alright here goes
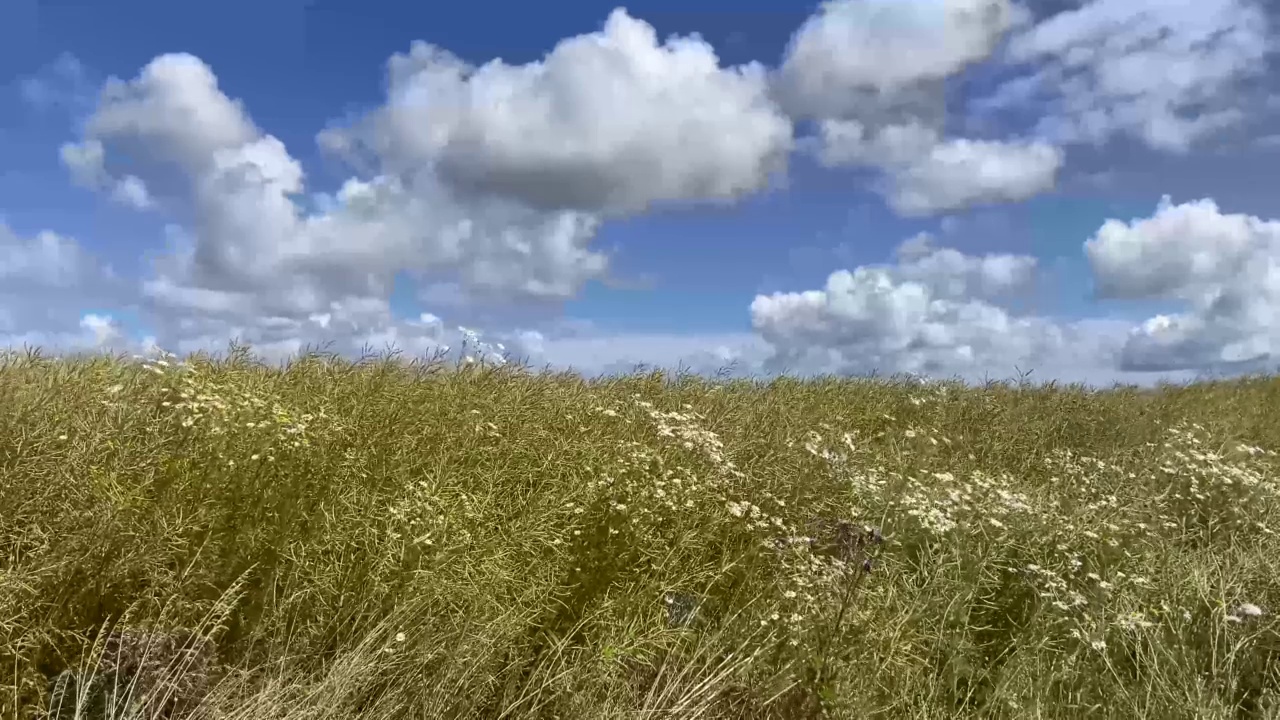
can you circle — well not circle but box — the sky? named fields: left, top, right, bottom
left=1, top=0, right=1279, bottom=386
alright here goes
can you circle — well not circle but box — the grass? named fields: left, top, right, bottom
left=3, top=345, right=1280, bottom=718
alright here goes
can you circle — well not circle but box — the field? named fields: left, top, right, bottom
left=3, top=347, right=1280, bottom=719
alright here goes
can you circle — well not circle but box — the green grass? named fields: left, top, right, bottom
left=3, top=346, right=1280, bottom=719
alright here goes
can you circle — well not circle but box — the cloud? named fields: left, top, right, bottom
left=1085, top=196, right=1280, bottom=371
left=0, top=315, right=136, bottom=356
left=0, top=218, right=758, bottom=378
left=78, top=313, right=125, bottom=347
left=0, top=222, right=133, bottom=353
left=776, top=0, right=1020, bottom=120
left=0, top=226, right=106, bottom=289
left=893, top=232, right=1038, bottom=298
left=987, top=0, right=1272, bottom=152
left=59, top=52, right=612, bottom=358
left=71, top=54, right=259, bottom=175
left=1086, top=197, right=1269, bottom=299
left=324, top=8, right=793, bottom=215
left=60, top=139, right=154, bottom=209
left=55, top=7, right=803, bottom=358
left=882, top=136, right=1062, bottom=215
left=48, top=44, right=766, bottom=374
left=817, top=120, right=1063, bottom=215
left=816, top=119, right=940, bottom=167
left=110, top=175, right=154, bottom=209
left=15, top=5, right=1278, bottom=387
left=755, top=196, right=1280, bottom=381
left=749, top=234, right=1105, bottom=379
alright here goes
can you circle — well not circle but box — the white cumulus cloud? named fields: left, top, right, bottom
left=883, top=136, right=1062, bottom=215
left=1085, top=196, right=1280, bottom=371
left=325, top=8, right=793, bottom=215
left=60, top=52, right=612, bottom=356
left=818, top=120, right=1063, bottom=215
left=17, top=5, right=1279, bottom=385
left=749, top=235, right=1104, bottom=379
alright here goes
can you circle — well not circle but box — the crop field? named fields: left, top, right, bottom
left=3, top=349, right=1280, bottom=719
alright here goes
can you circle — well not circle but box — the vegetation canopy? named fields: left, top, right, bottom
left=3, top=347, right=1280, bottom=719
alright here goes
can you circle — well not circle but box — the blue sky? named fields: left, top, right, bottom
left=1, top=0, right=1279, bottom=384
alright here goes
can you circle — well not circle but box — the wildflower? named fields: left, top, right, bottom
left=1117, top=612, right=1154, bottom=630
left=1237, top=603, right=1265, bottom=618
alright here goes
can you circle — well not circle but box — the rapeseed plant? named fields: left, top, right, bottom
left=3, top=347, right=1280, bottom=718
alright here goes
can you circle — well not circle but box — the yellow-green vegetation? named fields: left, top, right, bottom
left=4, top=347, right=1280, bottom=719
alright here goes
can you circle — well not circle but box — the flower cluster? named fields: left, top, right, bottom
left=130, top=349, right=322, bottom=464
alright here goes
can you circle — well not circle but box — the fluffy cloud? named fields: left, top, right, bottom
left=59, top=52, right=611, bottom=357
left=776, top=0, right=1020, bottom=120
left=749, top=235, right=1105, bottom=379
left=752, top=197, right=1280, bottom=382
left=17, top=4, right=1278, bottom=385
left=988, top=0, right=1272, bottom=152
left=63, top=54, right=258, bottom=180
left=894, top=232, right=1037, bottom=298
left=325, top=9, right=792, bottom=215
left=1085, top=196, right=1280, bottom=371
left=818, top=120, right=1063, bottom=215
left=816, top=120, right=940, bottom=167
left=53, top=9, right=802, bottom=358
left=782, top=0, right=1268, bottom=217
left=882, top=137, right=1062, bottom=215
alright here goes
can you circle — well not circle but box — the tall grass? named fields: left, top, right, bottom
left=3, top=346, right=1280, bottom=718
